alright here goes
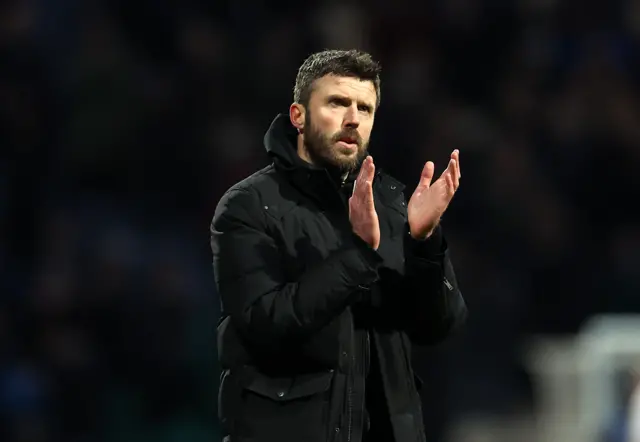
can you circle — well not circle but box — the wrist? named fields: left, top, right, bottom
left=410, top=222, right=439, bottom=241
left=410, top=229, right=433, bottom=241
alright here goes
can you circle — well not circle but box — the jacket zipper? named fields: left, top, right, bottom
left=348, top=329, right=371, bottom=442
left=328, top=170, right=353, bottom=442
left=331, top=169, right=373, bottom=442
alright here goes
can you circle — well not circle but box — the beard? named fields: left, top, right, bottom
left=303, top=113, right=369, bottom=173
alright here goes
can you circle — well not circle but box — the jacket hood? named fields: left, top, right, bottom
left=264, top=113, right=309, bottom=170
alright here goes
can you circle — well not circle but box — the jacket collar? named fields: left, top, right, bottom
left=263, top=113, right=404, bottom=209
left=263, top=114, right=358, bottom=209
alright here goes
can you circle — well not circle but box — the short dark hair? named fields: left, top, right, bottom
left=293, top=49, right=382, bottom=109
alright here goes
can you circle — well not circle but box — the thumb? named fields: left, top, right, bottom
left=418, top=161, right=435, bottom=188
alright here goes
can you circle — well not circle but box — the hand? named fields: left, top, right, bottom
left=349, top=156, right=381, bottom=250
left=408, top=150, right=461, bottom=240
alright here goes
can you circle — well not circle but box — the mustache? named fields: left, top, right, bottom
left=332, top=130, right=363, bottom=147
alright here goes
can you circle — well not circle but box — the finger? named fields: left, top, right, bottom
left=355, top=158, right=375, bottom=206
left=365, top=157, right=376, bottom=184
left=365, top=180, right=376, bottom=209
left=441, top=158, right=455, bottom=181
left=356, top=156, right=370, bottom=185
left=355, top=157, right=372, bottom=197
left=451, top=159, right=459, bottom=189
left=445, top=172, right=455, bottom=196
left=365, top=162, right=376, bottom=207
left=452, top=149, right=461, bottom=179
left=419, top=161, right=435, bottom=188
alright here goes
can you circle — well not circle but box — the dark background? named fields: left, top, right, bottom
left=2, top=0, right=640, bottom=441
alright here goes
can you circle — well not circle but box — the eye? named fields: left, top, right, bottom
left=358, top=104, right=373, bottom=113
left=329, top=96, right=349, bottom=107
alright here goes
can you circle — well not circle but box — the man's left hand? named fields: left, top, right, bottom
left=407, top=150, right=461, bottom=240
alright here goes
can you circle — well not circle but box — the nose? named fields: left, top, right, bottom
left=343, top=105, right=360, bottom=129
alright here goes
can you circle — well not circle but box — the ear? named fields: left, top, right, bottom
left=289, top=103, right=305, bottom=133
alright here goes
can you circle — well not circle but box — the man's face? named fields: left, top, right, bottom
left=300, top=75, right=377, bottom=173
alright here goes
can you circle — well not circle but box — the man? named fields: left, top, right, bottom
left=210, top=49, right=467, bottom=442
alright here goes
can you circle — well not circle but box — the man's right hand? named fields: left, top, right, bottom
left=349, top=156, right=381, bottom=250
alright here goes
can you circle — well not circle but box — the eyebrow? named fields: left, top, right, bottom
left=327, top=95, right=374, bottom=112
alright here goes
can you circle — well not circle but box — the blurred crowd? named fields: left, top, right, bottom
left=2, top=0, right=640, bottom=441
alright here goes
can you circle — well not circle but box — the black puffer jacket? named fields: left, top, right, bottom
left=210, top=114, right=467, bottom=442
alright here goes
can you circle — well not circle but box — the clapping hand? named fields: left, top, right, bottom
left=407, top=150, right=461, bottom=240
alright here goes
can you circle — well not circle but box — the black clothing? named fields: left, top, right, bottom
left=210, top=114, right=467, bottom=442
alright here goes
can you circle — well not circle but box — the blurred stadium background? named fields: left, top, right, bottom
left=2, top=0, right=640, bottom=441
